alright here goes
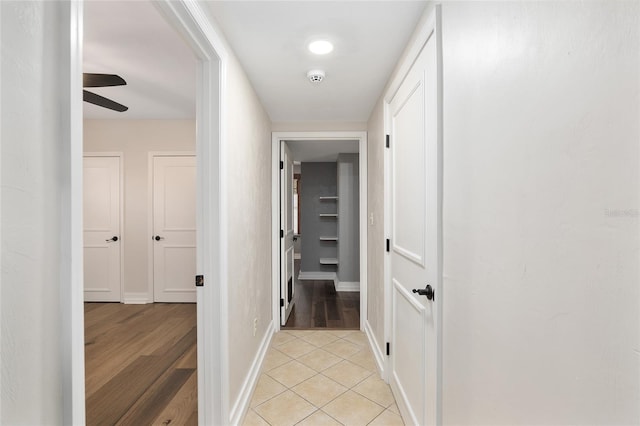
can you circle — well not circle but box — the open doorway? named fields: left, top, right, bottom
left=82, top=1, right=197, bottom=423
left=272, top=132, right=368, bottom=331
left=68, top=1, right=227, bottom=423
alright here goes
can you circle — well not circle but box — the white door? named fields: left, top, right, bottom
left=152, top=155, right=197, bottom=303
left=388, top=16, right=442, bottom=426
left=281, top=142, right=295, bottom=325
left=83, top=155, right=122, bottom=302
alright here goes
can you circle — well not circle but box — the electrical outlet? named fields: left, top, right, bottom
left=369, top=213, right=374, bottom=225
left=253, top=318, right=258, bottom=336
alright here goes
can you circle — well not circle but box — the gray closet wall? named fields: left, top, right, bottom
left=300, top=162, right=338, bottom=273
left=337, top=154, right=360, bottom=283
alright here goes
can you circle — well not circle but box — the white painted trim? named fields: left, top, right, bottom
left=383, top=96, right=392, bottom=385
left=152, top=2, right=230, bottom=424
left=229, top=320, right=275, bottom=426
left=296, top=272, right=359, bottom=292
left=68, top=1, right=230, bottom=424
left=147, top=151, right=196, bottom=303
left=122, top=293, right=152, bottom=305
left=84, top=152, right=125, bottom=303
left=383, top=4, right=444, bottom=425
left=385, top=5, right=440, bottom=105
left=66, top=1, right=86, bottom=423
left=364, top=320, right=385, bottom=378
left=335, top=281, right=360, bottom=292
left=358, top=136, right=368, bottom=330
left=271, top=131, right=368, bottom=333
left=298, top=271, right=337, bottom=281
left=390, top=371, right=417, bottom=426
left=271, top=135, right=281, bottom=328
left=0, top=3, right=2, bottom=419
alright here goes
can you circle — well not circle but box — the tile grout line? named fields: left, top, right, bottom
left=250, top=331, right=399, bottom=426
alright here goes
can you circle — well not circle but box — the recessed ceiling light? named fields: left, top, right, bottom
left=308, top=40, right=333, bottom=55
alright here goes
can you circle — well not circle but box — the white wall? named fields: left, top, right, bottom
left=1, top=2, right=68, bottom=423
left=440, top=2, right=639, bottom=423
left=224, top=53, right=273, bottom=412
left=84, top=119, right=195, bottom=301
left=366, top=99, right=386, bottom=352
left=272, top=122, right=366, bottom=132
left=368, top=1, right=639, bottom=424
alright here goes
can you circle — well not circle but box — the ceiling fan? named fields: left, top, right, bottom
left=83, top=73, right=128, bottom=112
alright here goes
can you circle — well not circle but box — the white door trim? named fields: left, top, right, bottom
left=84, top=152, right=124, bottom=302
left=65, top=3, right=86, bottom=421
left=147, top=151, right=196, bottom=303
left=68, top=1, right=229, bottom=424
left=383, top=4, right=443, bottom=424
left=271, top=131, right=368, bottom=331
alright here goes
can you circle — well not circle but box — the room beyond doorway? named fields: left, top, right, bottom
left=283, top=259, right=360, bottom=329
left=272, top=132, right=368, bottom=332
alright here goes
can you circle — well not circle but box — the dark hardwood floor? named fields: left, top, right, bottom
left=84, top=302, right=197, bottom=426
left=284, top=260, right=360, bottom=329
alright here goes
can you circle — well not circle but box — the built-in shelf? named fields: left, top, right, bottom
left=319, top=236, right=338, bottom=241
left=319, top=258, right=339, bottom=265
left=319, top=213, right=338, bottom=218
left=319, top=196, right=339, bottom=200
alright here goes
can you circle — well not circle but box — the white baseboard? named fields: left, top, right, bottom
left=298, top=272, right=360, bottom=293
left=298, top=271, right=336, bottom=281
left=335, top=281, right=360, bottom=292
left=364, top=320, right=385, bottom=379
left=230, top=319, right=275, bottom=426
left=123, top=293, right=152, bottom=304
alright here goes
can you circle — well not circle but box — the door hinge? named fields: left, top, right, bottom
left=280, top=161, right=284, bottom=170
left=195, top=275, right=204, bottom=287
left=386, top=238, right=390, bottom=252
left=280, top=298, right=284, bottom=307
left=385, top=134, right=390, bottom=148
left=280, top=229, right=284, bottom=238
left=386, top=342, right=390, bottom=356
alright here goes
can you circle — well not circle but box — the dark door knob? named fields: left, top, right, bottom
left=154, top=235, right=164, bottom=241
left=106, top=236, right=118, bottom=242
left=412, top=284, right=435, bottom=301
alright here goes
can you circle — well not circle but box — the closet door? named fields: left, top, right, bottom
left=83, top=155, right=122, bottom=302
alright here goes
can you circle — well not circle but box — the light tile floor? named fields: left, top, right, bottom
left=243, top=330, right=404, bottom=426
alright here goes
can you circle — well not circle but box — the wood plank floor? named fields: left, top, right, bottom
left=84, top=303, right=197, bottom=426
left=283, top=280, right=360, bottom=329
left=284, top=261, right=360, bottom=329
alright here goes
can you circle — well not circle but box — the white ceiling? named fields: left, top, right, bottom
left=287, top=139, right=359, bottom=162
left=83, top=1, right=196, bottom=119
left=83, top=1, right=427, bottom=122
left=206, top=1, right=427, bottom=122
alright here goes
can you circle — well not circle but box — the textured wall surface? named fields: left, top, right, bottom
left=440, top=2, right=640, bottom=424
left=224, top=52, right=273, bottom=410
left=367, top=1, right=639, bottom=424
left=365, top=99, right=386, bottom=352
left=1, top=2, right=66, bottom=423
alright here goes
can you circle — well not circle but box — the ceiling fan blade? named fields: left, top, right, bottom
left=83, top=90, right=128, bottom=112
left=83, top=73, right=127, bottom=87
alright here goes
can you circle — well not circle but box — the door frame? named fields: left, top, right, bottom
left=383, top=4, right=443, bottom=424
left=271, top=131, right=368, bottom=331
left=147, top=151, right=196, bottom=303
left=83, top=152, right=124, bottom=302
left=67, top=1, right=230, bottom=424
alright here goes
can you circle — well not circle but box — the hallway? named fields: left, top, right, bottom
left=243, top=330, right=403, bottom=426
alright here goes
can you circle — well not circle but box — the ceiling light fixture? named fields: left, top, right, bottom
left=308, top=40, right=333, bottom=55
